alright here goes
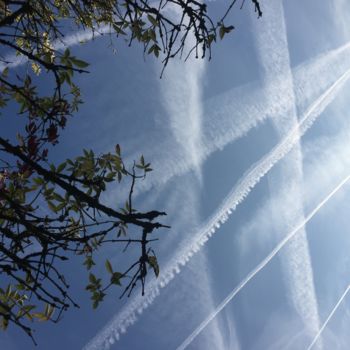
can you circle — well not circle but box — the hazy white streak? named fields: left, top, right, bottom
left=160, top=33, right=205, bottom=180
left=83, top=53, right=350, bottom=350
left=306, top=285, right=350, bottom=350
left=176, top=175, right=350, bottom=350
left=254, top=0, right=321, bottom=342
left=0, top=26, right=111, bottom=71
left=127, top=39, right=350, bottom=198
left=3, top=27, right=350, bottom=195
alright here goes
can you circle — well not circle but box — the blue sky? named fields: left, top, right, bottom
left=3, top=0, right=350, bottom=349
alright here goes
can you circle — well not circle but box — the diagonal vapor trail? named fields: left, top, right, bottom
left=253, top=0, right=322, bottom=344
left=0, top=26, right=111, bottom=71
left=83, top=58, right=350, bottom=350
left=4, top=27, right=350, bottom=197
left=306, top=285, right=350, bottom=350
left=4, top=28, right=350, bottom=188
left=127, top=38, right=350, bottom=196
left=156, top=24, right=227, bottom=349
left=175, top=175, right=350, bottom=350
left=159, top=33, right=205, bottom=182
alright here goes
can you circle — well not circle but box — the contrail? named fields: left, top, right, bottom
left=83, top=57, right=350, bottom=350
left=122, top=38, right=350, bottom=198
left=5, top=22, right=348, bottom=192
left=3, top=27, right=350, bottom=194
left=0, top=26, right=111, bottom=71
left=254, top=0, right=321, bottom=343
left=176, top=174, right=350, bottom=350
left=306, top=285, right=350, bottom=350
left=159, top=33, right=205, bottom=181
left=156, top=24, right=226, bottom=348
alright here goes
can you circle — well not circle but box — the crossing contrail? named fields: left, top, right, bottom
left=124, top=38, right=350, bottom=197
left=175, top=174, right=350, bottom=350
left=159, top=33, right=205, bottom=182
left=306, top=284, right=350, bottom=350
left=3, top=26, right=350, bottom=197
left=83, top=57, right=350, bottom=350
left=254, top=0, right=321, bottom=344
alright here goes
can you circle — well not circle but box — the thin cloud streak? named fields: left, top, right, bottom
left=175, top=174, right=350, bottom=350
left=129, top=38, right=350, bottom=197
left=254, top=0, right=321, bottom=343
left=0, top=26, right=111, bottom=71
left=159, top=33, right=205, bottom=181
left=4, top=24, right=350, bottom=191
left=307, top=285, right=350, bottom=350
left=158, top=31, right=227, bottom=350
left=3, top=26, right=350, bottom=193
left=83, top=53, right=350, bottom=350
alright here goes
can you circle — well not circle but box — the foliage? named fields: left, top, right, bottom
left=0, top=0, right=261, bottom=344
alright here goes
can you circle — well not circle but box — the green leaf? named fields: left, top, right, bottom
left=56, top=161, right=66, bottom=173
left=89, top=273, right=97, bottom=284
left=47, top=201, right=57, bottom=213
left=54, top=202, right=64, bottom=211
left=112, top=23, right=126, bottom=35
left=32, top=312, right=48, bottom=321
left=63, top=48, right=71, bottom=58
left=219, top=25, right=234, bottom=39
left=110, top=272, right=122, bottom=286
left=52, top=192, right=65, bottom=202
left=148, top=256, right=159, bottom=277
left=147, top=15, right=158, bottom=26
left=148, top=44, right=160, bottom=57
left=2, top=67, right=9, bottom=77
left=207, top=34, right=216, bottom=45
left=71, top=57, right=89, bottom=68
left=33, top=177, right=45, bottom=185
left=44, top=304, right=54, bottom=319
left=83, top=256, right=95, bottom=270
left=1, top=317, right=9, bottom=330
left=105, top=259, right=113, bottom=274
left=105, top=172, right=115, bottom=181
left=22, top=304, right=36, bottom=313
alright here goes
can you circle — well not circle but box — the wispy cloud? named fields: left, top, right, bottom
left=223, top=313, right=241, bottom=350
left=237, top=104, right=350, bottom=349
left=307, top=285, right=350, bottom=350
left=83, top=49, right=350, bottom=349
left=253, top=0, right=321, bottom=344
left=124, top=38, right=350, bottom=197
left=153, top=41, right=225, bottom=349
left=0, top=26, right=111, bottom=71
left=147, top=174, right=226, bottom=350
left=175, top=173, right=350, bottom=350
left=331, top=0, right=350, bottom=41
left=4, top=25, right=350, bottom=196
left=158, top=33, right=205, bottom=181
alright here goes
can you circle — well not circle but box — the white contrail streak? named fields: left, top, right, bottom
left=254, top=0, right=321, bottom=343
left=159, top=33, right=205, bottom=181
left=126, top=38, right=350, bottom=198
left=83, top=57, right=350, bottom=350
left=3, top=27, right=350, bottom=196
left=306, top=285, right=350, bottom=350
left=176, top=175, right=350, bottom=350
left=0, top=26, right=111, bottom=71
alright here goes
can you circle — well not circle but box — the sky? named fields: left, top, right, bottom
left=3, top=0, right=350, bottom=349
